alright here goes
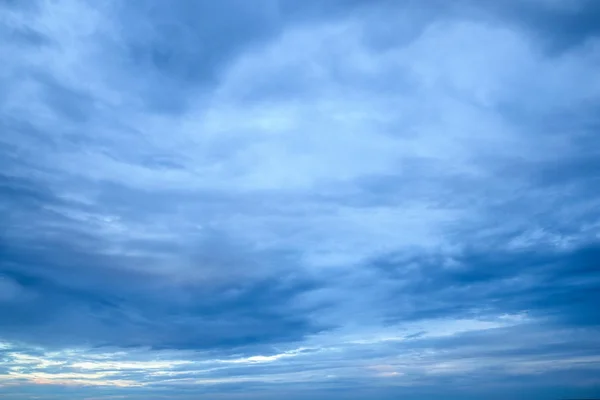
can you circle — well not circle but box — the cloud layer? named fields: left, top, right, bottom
left=1, top=0, right=599, bottom=398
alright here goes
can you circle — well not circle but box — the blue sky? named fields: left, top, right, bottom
left=1, top=0, right=600, bottom=399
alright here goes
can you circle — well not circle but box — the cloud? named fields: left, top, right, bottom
left=0, top=275, right=27, bottom=302
left=1, top=0, right=599, bottom=398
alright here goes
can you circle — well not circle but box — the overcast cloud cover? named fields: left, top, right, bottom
left=1, top=0, right=600, bottom=399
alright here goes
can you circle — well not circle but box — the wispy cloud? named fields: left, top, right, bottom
left=1, top=0, right=599, bottom=399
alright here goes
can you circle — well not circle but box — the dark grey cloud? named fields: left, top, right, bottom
left=1, top=0, right=600, bottom=398
left=478, top=0, right=600, bottom=53
left=369, top=243, right=600, bottom=323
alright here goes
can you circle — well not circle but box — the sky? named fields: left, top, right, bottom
left=1, top=0, right=600, bottom=399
